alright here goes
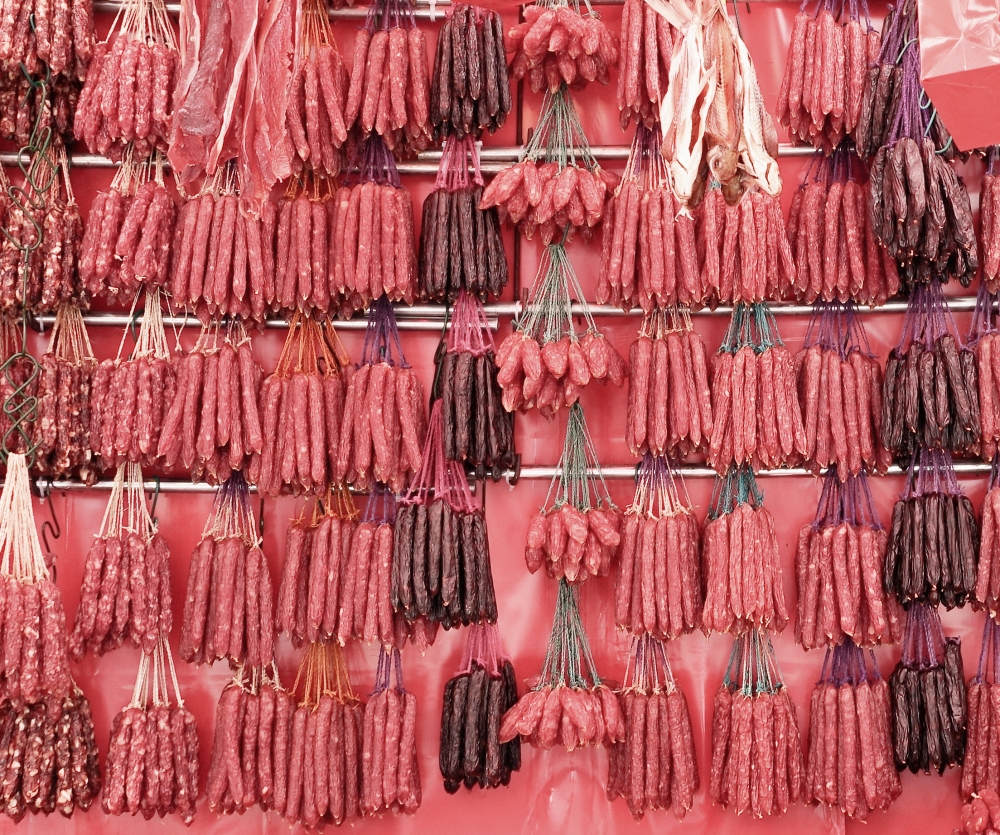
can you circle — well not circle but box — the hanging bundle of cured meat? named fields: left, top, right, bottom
left=69, top=462, right=172, bottom=659
left=955, top=790, right=1000, bottom=835
left=796, top=302, right=891, bottom=477
left=73, top=0, right=176, bottom=159
left=88, top=291, right=175, bottom=472
left=804, top=640, right=901, bottom=818
left=499, top=579, right=624, bottom=751
left=342, top=0, right=431, bottom=155
left=625, top=307, right=712, bottom=458
left=496, top=246, right=626, bottom=418
left=658, top=0, right=780, bottom=208
left=179, top=471, right=275, bottom=668
left=251, top=315, right=350, bottom=497
left=439, top=623, right=520, bottom=793
left=885, top=448, right=978, bottom=609
left=889, top=602, right=967, bottom=774
left=708, top=303, right=806, bottom=473
left=436, top=290, right=515, bottom=475
left=795, top=471, right=902, bottom=651
left=79, top=153, right=176, bottom=302
left=328, top=136, right=417, bottom=310
left=32, top=304, right=96, bottom=483
left=101, top=638, right=199, bottom=821
left=961, top=617, right=1000, bottom=800
left=775, top=1, right=879, bottom=153
left=616, top=453, right=701, bottom=640
left=786, top=148, right=900, bottom=306
left=607, top=634, right=698, bottom=820
left=708, top=628, right=805, bottom=816
left=881, top=280, right=981, bottom=458
left=158, top=322, right=264, bottom=484
left=524, top=403, right=621, bottom=583
left=394, top=402, right=497, bottom=630
left=419, top=136, right=508, bottom=301
left=616, top=0, right=673, bottom=128
left=335, top=298, right=426, bottom=492
left=982, top=149, right=1000, bottom=295
left=360, top=647, right=422, bottom=816
left=976, top=458, right=1000, bottom=614
left=971, top=287, right=1000, bottom=461
left=431, top=4, right=511, bottom=139
left=701, top=465, right=788, bottom=635
left=480, top=87, right=617, bottom=242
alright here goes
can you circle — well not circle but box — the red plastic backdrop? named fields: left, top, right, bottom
left=1, top=1, right=991, bottom=834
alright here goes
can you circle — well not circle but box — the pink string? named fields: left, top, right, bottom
left=434, top=135, right=485, bottom=193
left=457, top=622, right=508, bottom=676
left=446, top=290, right=495, bottom=356
left=400, top=401, right=479, bottom=513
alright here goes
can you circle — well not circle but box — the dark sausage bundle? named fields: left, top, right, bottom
left=419, top=136, right=508, bottom=302
left=439, top=623, right=520, bottom=793
left=795, top=472, right=903, bottom=650
left=430, top=4, right=511, bottom=139
left=702, top=465, right=789, bottom=635
left=606, top=634, right=698, bottom=820
left=972, top=289, right=1000, bottom=461
left=499, top=580, right=625, bottom=752
left=342, top=0, right=431, bottom=156
left=334, top=298, right=427, bottom=492
left=69, top=462, right=172, bottom=659
left=524, top=403, right=622, bottom=583
left=775, top=4, right=880, bottom=153
left=101, top=639, right=199, bottom=821
left=615, top=453, right=702, bottom=641
left=158, top=323, right=264, bottom=484
left=982, top=154, right=1000, bottom=295
left=961, top=617, right=1000, bottom=801
left=889, top=603, right=966, bottom=774
left=179, top=471, right=275, bottom=668
left=884, top=448, right=978, bottom=609
left=709, top=629, right=806, bottom=817
left=616, top=0, right=673, bottom=129
left=32, top=304, right=97, bottom=483
left=975, top=463, right=1000, bottom=614
left=956, top=790, right=1000, bottom=835
left=394, top=401, right=497, bottom=629
left=796, top=302, right=891, bottom=478
left=803, top=640, right=901, bottom=818
left=626, top=308, right=713, bottom=458
left=708, top=303, right=807, bottom=473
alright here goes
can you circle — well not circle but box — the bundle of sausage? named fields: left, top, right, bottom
left=32, top=304, right=97, bottom=483
left=606, top=634, right=698, bottom=820
left=615, top=453, right=702, bottom=641
left=616, top=0, right=673, bottom=128
left=975, top=462, right=1000, bottom=615
left=419, top=136, right=508, bottom=301
left=80, top=154, right=177, bottom=301
left=440, top=623, right=520, bottom=793
left=251, top=315, right=350, bottom=497
left=69, top=462, right=172, bottom=659
left=88, top=291, right=176, bottom=472
left=972, top=289, right=1000, bottom=462
left=961, top=617, right=1000, bottom=801
left=436, top=290, right=515, bottom=474
left=0, top=319, right=37, bottom=458
left=955, top=790, right=1000, bottom=835
left=881, top=280, right=981, bottom=458
left=708, top=303, right=806, bottom=473
left=709, top=629, right=806, bottom=817
left=885, top=448, right=978, bottom=609
left=803, top=640, right=901, bottom=819
left=431, top=4, right=511, bottom=139
left=796, top=302, right=891, bottom=477
left=480, top=87, right=616, bottom=243
left=626, top=307, right=712, bottom=458
left=786, top=148, right=900, bottom=306
left=342, top=0, right=431, bottom=155
left=179, top=471, right=275, bottom=668
left=524, top=403, right=621, bottom=583
left=335, top=298, right=427, bottom=492
left=982, top=153, right=1000, bottom=295
left=775, top=2, right=879, bottom=153
left=702, top=466, right=789, bottom=635
left=158, top=323, right=264, bottom=483
left=496, top=246, right=626, bottom=418
left=101, top=638, right=199, bottom=821
left=795, top=472, right=902, bottom=650
left=507, top=1, right=616, bottom=93
left=499, top=580, right=625, bottom=752
left=328, top=136, right=417, bottom=310
left=394, top=402, right=497, bottom=630
left=889, top=603, right=967, bottom=774
left=74, top=0, right=176, bottom=159
left=0, top=690, right=101, bottom=820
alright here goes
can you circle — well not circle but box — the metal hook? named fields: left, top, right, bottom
left=259, top=496, right=266, bottom=537
left=39, top=486, right=60, bottom=581
left=148, top=475, right=161, bottom=525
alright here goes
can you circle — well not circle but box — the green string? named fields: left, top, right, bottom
left=536, top=579, right=601, bottom=689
